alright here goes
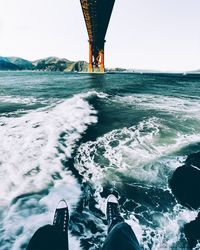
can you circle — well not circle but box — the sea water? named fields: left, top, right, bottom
left=0, top=71, right=200, bottom=249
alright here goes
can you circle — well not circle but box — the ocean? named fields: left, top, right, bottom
left=0, top=71, right=200, bottom=249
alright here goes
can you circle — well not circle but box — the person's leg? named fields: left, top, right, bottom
left=102, top=221, right=140, bottom=250
left=26, top=200, right=69, bottom=250
left=26, top=225, right=68, bottom=250
left=102, top=194, right=141, bottom=250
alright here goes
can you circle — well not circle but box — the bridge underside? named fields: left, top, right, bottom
left=80, top=0, right=115, bottom=72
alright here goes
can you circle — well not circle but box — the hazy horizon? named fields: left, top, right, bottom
left=0, top=0, right=200, bottom=71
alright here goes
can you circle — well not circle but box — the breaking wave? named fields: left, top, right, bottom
left=1, top=86, right=200, bottom=249
left=0, top=92, right=98, bottom=250
left=73, top=94, right=200, bottom=249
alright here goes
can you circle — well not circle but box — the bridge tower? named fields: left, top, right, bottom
left=80, top=0, right=115, bottom=73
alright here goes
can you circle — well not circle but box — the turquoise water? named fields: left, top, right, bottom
left=0, top=72, right=200, bottom=249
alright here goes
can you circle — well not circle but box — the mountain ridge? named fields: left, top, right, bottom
left=0, top=56, right=199, bottom=73
left=0, top=56, right=88, bottom=72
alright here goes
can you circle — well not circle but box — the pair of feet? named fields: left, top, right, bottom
left=53, top=194, right=124, bottom=233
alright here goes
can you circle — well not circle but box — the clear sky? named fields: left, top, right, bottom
left=0, top=0, right=200, bottom=71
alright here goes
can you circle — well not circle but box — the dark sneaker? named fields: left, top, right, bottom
left=106, top=194, right=124, bottom=233
left=53, top=199, right=69, bottom=232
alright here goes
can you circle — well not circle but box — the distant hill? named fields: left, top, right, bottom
left=7, top=57, right=34, bottom=70
left=0, top=57, right=20, bottom=70
left=1, top=56, right=199, bottom=73
left=0, top=56, right=88, bottom=72
left=33, top=57, right=71, bottom=71
left=65, top=61, right=88, bottom=72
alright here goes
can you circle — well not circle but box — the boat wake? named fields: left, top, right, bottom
left=1, top=91, right=200, bottom=249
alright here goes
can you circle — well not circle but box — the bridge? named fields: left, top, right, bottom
left=80, top=0, right=115, bottom=73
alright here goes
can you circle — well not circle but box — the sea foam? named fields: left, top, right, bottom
left=0, top=92, right=98, bottom=249
left=73, top=93, right=200, bottom=249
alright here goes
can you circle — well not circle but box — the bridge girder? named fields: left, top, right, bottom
left=80, top=0, right=115, bottom=72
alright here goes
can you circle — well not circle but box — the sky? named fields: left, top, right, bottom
left=0, top=0, right=200, bottom=71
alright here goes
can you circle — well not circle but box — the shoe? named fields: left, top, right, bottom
left=53, top=199, right=69, bottom=233
left=106, top=194, right=124, bottom=232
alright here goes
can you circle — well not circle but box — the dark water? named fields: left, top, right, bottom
left=0, top=71, right=200, bottom=249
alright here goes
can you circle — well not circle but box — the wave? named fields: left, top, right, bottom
left=1, top=91, right=200, bottom=249
left=0, top=92, right=99, bottom=249
left=114, top=94, right=200, bottom=120
left=0, top=95, right=44, bottom=105
left=74, top=113, right=200, bottom=249
left=75, top=116, right=200, bottom=187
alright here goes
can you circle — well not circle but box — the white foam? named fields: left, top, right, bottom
left=1, top=91, right=200, bottom=249
left=75, top=116, right=200, bottom=189
left=0, top=94, right=97, bottom=205
left=0, top=92, right=98, bottom=249
left=0, top=95, right=54, bottom=105
left=140, top=206, right=197, bottom=250
left=74, top=111, right=200, bottom=249
left=114, top=94, right=200, bottom=121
